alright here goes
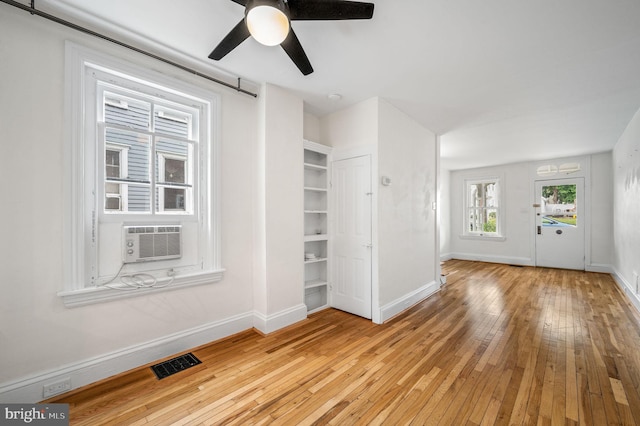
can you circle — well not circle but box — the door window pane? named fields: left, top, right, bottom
left=541, top=184, right=577, bottom=227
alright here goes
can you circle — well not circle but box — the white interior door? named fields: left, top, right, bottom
left=331, top=155, right=372, bottom=319
left=535, top=178, right=585, bottom=270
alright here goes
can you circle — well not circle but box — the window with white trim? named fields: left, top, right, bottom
left=61, top=42, right=223, bottom=307
left=464, top=178, right=501, bottom=237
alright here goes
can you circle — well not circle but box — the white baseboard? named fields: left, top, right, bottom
left=0, top=312, right=254, bottom=403
left=252, top=304, right=308, bottom=335
left=440, top=253, right=453, bottom=262
left=378, top=280, right=440, bottom=324
left=450, top=253, right=534, bottom=266
left=586, top=263, right=614, bottom=274
left=0, top=302, right=312, bottom=404
left=612, top=269, right=640, bottom=314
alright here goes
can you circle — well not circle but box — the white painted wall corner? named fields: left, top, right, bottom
left=378, top=280, right=440, bottom=324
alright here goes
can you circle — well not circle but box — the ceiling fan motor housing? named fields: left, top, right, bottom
left=245, top=0, right=290, bottom=19
left=244, top=0, right=291, bottom=46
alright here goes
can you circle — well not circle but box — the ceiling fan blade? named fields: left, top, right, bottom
left=280, top=29, right=314, bottom=75
left=230, top=0, right=247, bottom=5
left=208, top=19, right=251, bottom=60
left=288, top=0, right=374, bottom=20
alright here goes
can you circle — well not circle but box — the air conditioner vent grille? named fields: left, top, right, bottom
left=123, top=225, right=182, bottom=263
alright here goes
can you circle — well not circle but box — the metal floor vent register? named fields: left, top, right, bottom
left=151, top=353, right=201, bottom=379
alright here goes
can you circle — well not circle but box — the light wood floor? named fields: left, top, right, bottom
left=49, top=260, right=640, bottom=425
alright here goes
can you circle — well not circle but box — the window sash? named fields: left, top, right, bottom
left=465, top=179, right=500, bottom=235
left=99, top=88, right=197, bottom=216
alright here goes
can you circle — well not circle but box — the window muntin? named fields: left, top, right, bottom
left=465, top=178, right=501, bottom=236
left=99, top=88, right=196, bottom=215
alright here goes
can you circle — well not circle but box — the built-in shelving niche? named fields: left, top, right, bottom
left=303, top=140, right=331, bottom=313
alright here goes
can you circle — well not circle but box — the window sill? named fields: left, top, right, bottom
left=58, top=269, right=225, bottom=308
left=459, top=234, right=506, bottom=242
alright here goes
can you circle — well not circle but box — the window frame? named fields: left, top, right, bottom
left=462, top=176, right=505, bottom=240
left=61, top=42, right=223, bottom=307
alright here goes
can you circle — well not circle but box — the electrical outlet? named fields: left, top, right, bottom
left=43, top=378, right=71, bottom=398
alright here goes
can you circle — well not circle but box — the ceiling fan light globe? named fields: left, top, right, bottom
left=246, top=6, right=290, bottom=46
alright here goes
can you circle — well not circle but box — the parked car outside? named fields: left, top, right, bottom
left=541, top=216, right=574, bottom=227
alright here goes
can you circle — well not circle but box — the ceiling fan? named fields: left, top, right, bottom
left=209, top=0, right=375, bottom=75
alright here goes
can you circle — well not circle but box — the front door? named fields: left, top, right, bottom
left=331, top=155, right=372, bottom=319
left=534, top=178, right=585, bottom=270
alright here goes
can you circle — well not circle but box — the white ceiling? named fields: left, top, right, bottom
left=37, top=0, right=640, bottom=170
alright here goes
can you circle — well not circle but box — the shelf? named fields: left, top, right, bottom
left=304, top=234, right=328, bottom=242
left=304, top=257, right=327, bottom=264
left=304, top=162, right=327, bottom=171
left=305, top=279, right=328, bottom=289
left=303, top=141, right=331, bottom=314
left=304, top=186, right=328, bottom=192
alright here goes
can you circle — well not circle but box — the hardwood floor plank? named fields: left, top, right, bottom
left=45, top=260, right=640, bottom=425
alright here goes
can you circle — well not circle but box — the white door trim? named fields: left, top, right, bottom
left=530, top=155, right=592, bottom=270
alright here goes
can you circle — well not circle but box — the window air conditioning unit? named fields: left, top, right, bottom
left=123, top=225, right=182, bottom=263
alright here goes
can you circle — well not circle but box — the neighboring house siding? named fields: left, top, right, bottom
left=104, top=102, right=189, bottom=212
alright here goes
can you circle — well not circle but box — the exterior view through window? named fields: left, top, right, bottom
left=467, top=180, right=499, bottom=234
left=540, top=184, right=577, bottom=227
left=102, top=92, right=195, bottom=215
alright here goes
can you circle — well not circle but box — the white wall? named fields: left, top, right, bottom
left=613, top=107, right=640, bottom=310
left=439, top=168, right=452, bottom=260
left=377, top=100, right=438, bottom=306
left=0, top=5, right=303, bottom=402
left=303, top=112, right=321, bottom=142
left=449, top=162, right=532, bottom=265
left=320, top=98, right=440, bottom=322
left=320, top=97, right=379, bottom=150
left=448, top=154, right=613, bottom=269
left=590, top=152, right=614, bottom=269
left=258, top=84, right=306, bottom=330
